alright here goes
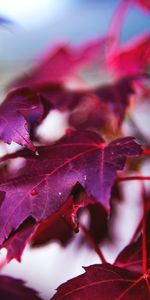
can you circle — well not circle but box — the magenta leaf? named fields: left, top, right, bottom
left=2, top=218, right=37, bottom=262
left=115, top=237, right=150, bottom=274
left=52, top=263, right=150, bottom=300
left=2, top=186, right=94, bottom=261
left=32, top=198, right=107, bottom=248
left=0, top=131, right=142, bottom=247
left=31, top=210, right=73, bottom=247
left=0, top=275, right=41, bottom=299
left=69, top=77, right=135, bottom=130
left=8, top=37, right=109, bottom=90
left=0, top=88, right=43, bottom=150
left=78, top=202, right=108, bottom=247
left=35, top=76, right=135, bottom=134
left=134, top=0, right=150, bottom=12
left=109, top=34, right=150, bottom=77
left=31, top=186, right=95, bottom=247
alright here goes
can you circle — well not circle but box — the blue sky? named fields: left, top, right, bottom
left=0, top=0, right=149, bottom=60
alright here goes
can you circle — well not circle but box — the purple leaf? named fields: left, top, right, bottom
left=2, top=218, right=37, bottom=262
left=52, top=263, right=150, bottom=300
left=0, top=131, right=142, bottom=246
left=69, top=77, right=135, bottom=131
left=0, top=275, right=41, bottom=299
left=0, top=88, right=43, bottom=150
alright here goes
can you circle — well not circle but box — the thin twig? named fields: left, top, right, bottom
left=118, top=176, right=150, bottom=182
left=79, top=223, right=107, bottom=264
left=141, top=182, right=148, bottom=274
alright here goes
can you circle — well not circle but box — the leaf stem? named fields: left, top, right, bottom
left=143, top=149, right=150, bottom=155
left=79, top=223, right=107, bottom=264
left=107, top=0, right=131, bottom=55
left=141, top=182, right=148, bottom=275
left=118, top=176, right=150, bottom=182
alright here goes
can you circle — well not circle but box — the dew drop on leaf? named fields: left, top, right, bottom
left=65, top=128, right=72, bottom=136
left=31, top=189, right=37, bottom=196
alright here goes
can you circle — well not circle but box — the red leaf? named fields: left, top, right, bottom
left=2, top=186, right=94, bottom=261
left=52, top=263, right=150, bottom=300
left=69, top=95, right=118, bottom=133
left=115, top=238, right=150, bottom=274
left=0, top=88, right=43, bottom=150
left=0, top=131, right=141, bottom=247
left=2, top=218, right=37, bottom=262
left=9, top=38, right=109, bottom=89
left=32, top=199, right=108, bottom=248
left=134, top=0, right=150, bottom=12
left=79, top=202, right=108, bottom=247
left=0, top=275, right=41, bottom=299
left=109, top=34, right=150, bottom=77
left=31, top=211, right=73, bottom=247
left=36, top=76, right=135, bottom=134
left=31, top=186, right=94, bottom=246
left=69, top=77, right=135, bottom=130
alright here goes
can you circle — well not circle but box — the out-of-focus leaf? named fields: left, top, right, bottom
left=0, top=88, right=43, bottom=150
left=0, top=275, right=41, bottom=299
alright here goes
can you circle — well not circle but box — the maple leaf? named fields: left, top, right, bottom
left=78, top=202, right=108, bottom=247
left=0, top=131, right=142, bottom=247
left=0, top=88, right=43, bottom=150
left=134, top=0, right=150, bottom=12
left=109, top=34, right=150, bottom=77
left=32, top=200, right=108, bottom=248
left=1, top=186, right=94, bottom=262
left=36, top=76, right=135, bottom=134
left=52, top=263, right=150, bottom=300
left=69, top=77, right=135, bottom=131
left=115, top=237, right=150, bottom=274
left=31, top=185, right=94, bottom=247
left=0, top=76, right=142, bottom=150
left=69, top=95, right=118, bottom=133
left=0, top=275, right=41, bottom=299
left=1, top=218, right=37, bottom=262
left=31, top=210, right=73, bottom=247
left=8, top=37, right=110, bottom=90
left=37, top=83, right=84, bottom=111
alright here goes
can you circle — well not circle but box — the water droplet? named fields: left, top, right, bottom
left=31, top=189, right=37, bottom=196
left=35, top=150, right=39, bottom=156
left=58, top=192, right=62, bottom=196
left=65, top=128, right=72, bottom=136
left=84, top=175, right=87, bottom=181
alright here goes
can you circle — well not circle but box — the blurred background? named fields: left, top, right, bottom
left=0, top=1, right=150, bottom=299
left=0, top=0, right=150, bottom=94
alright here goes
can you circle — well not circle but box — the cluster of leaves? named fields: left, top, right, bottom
left=0, top=0, right=150, bottom=299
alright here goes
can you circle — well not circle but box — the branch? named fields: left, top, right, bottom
left=118, top=176, right=150, bottom=182
left=79, top=223, right=107, bottom=264
left=141, top=183, right=148, bottom=274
